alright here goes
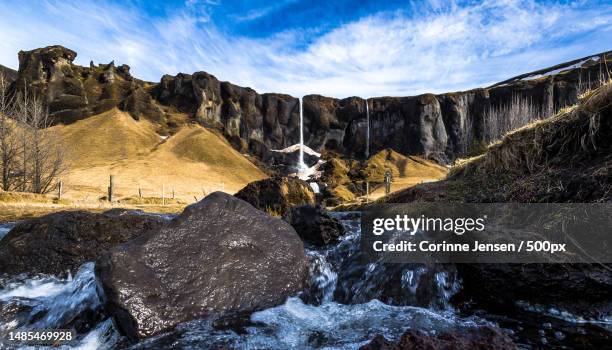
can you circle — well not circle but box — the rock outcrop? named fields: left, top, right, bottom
left=288, top=205, right=345, bottom=246
left=0, top=64, right=17, bottom=82
left=234, top=176, right=315, bottom=217
left=152, top=52, right=611, bottom=163
left=95, top=192, right=308, bottom=340
left=360, top=326, right=516, bottom=350
left=8, top=46, right=611, bottom=164
left=0, top=209, right=165, bottom=278
left=11, top=45, right=164, bottom=124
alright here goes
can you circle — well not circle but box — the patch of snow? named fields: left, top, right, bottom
left=522, top=57, right=599, bottom=81
left=272, top=144, right=321, bottom=158
left=309, top=182, right=320, bottom=193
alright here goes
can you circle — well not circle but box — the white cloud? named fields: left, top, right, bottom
left=0, top=0, right=610, bottom=98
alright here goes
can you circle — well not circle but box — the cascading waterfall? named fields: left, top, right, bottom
left=365, top=98, right=370, bottom=159
left=298, top=97, right=307, bottom=171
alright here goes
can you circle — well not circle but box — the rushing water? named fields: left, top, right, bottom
left=1, top=214, right=610, bottom=349
left=0, top=223, right=15, bottom=241
left=0, top=263, right=111, bottom=349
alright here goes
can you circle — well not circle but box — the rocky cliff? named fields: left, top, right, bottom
left=10, top=46, right=165, bottom=124
left=7, top=45, right=612, bottom=163
left=0, top=64, right=17, bottom=82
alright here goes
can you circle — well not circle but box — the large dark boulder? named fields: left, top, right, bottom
left=288, top=205, right=344, bottom=246
left=234, top=176, right=315, bottom=217
left=95, top=192, right=308, bottom=341
left=360, top=326, right=516, bottom=350
left=0, top=209, right=165, bottom=278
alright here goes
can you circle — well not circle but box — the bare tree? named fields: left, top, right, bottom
left=10, top=83, right=65, bottom=194
left=13, top=84, right=31, bottom=192
left=27, top=94, right=64, bottom=194
left=0, top=71, right=18, bottom=191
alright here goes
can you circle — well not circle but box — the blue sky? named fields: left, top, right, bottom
left=0, top=0, right=610, bottom=98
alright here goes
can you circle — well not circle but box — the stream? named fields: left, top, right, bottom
left=0, top=214, right=610, bottom=349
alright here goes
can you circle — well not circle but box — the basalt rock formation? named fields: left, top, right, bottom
left=10, top=45, right=165, bottom=124
left=6, top=45, right=611, bottom=164
left=0, top=209, right=165, bottom=278
left=95, top=192, right=308, bottom=341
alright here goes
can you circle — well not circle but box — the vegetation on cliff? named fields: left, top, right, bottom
left=387, top=81, right=612, bottom=203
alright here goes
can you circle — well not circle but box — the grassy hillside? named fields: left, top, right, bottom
left=362, top=149, right=448, bottom=200
left=49, top=109, right=267, bottom=202
left=53, top=109, right=160, bottom=165
left=321, top=149, right=448, bottom=204
left=387, top=82, right=612, bottom=203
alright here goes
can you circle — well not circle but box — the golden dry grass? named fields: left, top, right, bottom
left=46, top=109, right=267, bottom=204
left=361, top=149, right=448, bottom=200
left=450, top=81, right=612, bottom=179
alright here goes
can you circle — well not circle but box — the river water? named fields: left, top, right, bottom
left=0, top=214, right=609, bottom=349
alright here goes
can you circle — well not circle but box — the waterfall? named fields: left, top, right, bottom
left=365, top=98, right=370, bottom=159
left=298, top=97, right=307, bottom=171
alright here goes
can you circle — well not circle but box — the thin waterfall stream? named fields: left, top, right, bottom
left=365, top=98, right=370, bottom=159
left=298, top=97, right=307, bottom=171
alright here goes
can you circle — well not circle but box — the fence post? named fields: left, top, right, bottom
left=57, top=181, right=63, bottom=200
left=172, top=188, right=175, bottom=199
left=162, top=183, right=165, bottom=206
left=138, top=188, right=142, bottom=198
left=108, top=175, right=114, bottom=202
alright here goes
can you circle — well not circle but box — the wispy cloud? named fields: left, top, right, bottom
left=0, top=0, right=610, bottom=98
left=228, top=0, right=298, bottom=22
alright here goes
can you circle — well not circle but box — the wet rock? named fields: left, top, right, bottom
left=234, top=176, right=315, bottom=217
left=288, top=205, right=344, bottom=246
left=360, top=326, right=517, bottom=350
left=95, top=192, right=308, bottom=341
left=0, top=210, right=165, bottom=278
left=334, top=258, right=459, bottom=309
left=456, top=263, right=612, bottom=319
left=0, top=299, right=34, bottom=331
